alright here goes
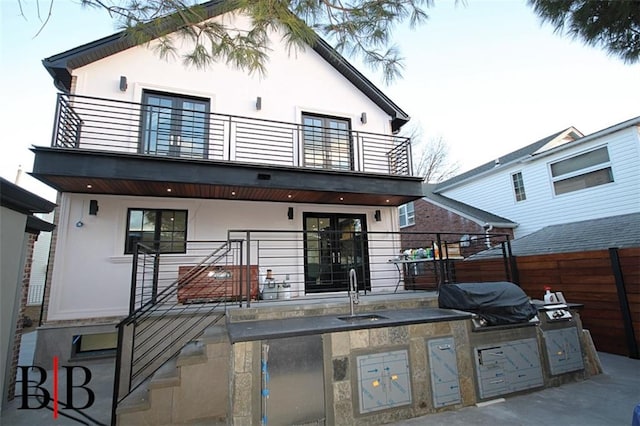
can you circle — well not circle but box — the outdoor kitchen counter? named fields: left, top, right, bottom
left=226, top=307, right=472, bottom=343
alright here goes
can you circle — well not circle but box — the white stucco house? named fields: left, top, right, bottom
left=429, top=116, right=640, bottom=239
left=30, top=2, right=424, bottom=365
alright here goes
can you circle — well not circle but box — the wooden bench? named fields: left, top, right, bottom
left=177, top=265, right=259, bottom=303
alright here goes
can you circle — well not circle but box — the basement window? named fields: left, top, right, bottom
left=71, top=332, right=117, bottom=359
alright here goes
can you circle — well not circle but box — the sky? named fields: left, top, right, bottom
left=1, top=0, right=638, bottom=202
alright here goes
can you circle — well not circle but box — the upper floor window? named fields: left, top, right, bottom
left=125, top=209, right=188, bottom=254
left=550, top=146, right=614, bottom=195
left=511, top=171, right=527, bottom=202
left=141, top=91, right=209, bottom=159
left=302, top=113, right=353, bottom=171
left=399, top=202, right=415, bottom=227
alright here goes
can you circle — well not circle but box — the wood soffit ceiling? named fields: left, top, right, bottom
left=38, top=175, right=419, bottom=206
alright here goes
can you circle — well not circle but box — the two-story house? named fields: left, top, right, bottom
left=408, top=116, right=640, bottom=240
left=30, top=1, right=425, bottom=366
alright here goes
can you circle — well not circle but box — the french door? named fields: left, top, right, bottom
left=140, top=91, right=209, bottom=158
left=304, top=213, right=370, bottom=293
left=302, top=113, right=353, bottom=171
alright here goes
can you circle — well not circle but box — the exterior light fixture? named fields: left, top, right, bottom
left=287, top=207, right=294, bottom=220
left=360, top=112, right=367, bottom=124
left=374, top=210, right=381, bottom=221
left=256, top=96, right=262, bottom=110
left=89, top=200, right=99, bottom=216
left=119, top=76, right=128, bottom=92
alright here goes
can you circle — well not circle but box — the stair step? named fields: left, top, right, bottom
left=176, top=341, right=207, bottom=367
left=201, top=323, right=228, bottom=345
left=149, top=357, right=180, bottom=389
left=116, top=380, right=150, bottom=415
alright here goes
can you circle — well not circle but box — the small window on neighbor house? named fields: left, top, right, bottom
left=550, top=146, right=614, bottom=195
left=399, top=202, right=415, bottom=227
left=512, top=172, right=526, bottom=202
left=125, top=209, right=187, bottom=254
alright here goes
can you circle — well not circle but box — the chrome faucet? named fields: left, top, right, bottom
left=348, top=268, right=359, bottom=316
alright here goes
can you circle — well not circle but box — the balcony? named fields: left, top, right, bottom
left=31, top=94, right=423, bottom=205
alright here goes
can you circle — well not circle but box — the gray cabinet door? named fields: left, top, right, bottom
left=428, top=337, right=461, bottom=407
left=544, top=327, right=584, bottom=375
left=475, top=338, right=543, bottom=399
left=356, top=349, right=412, bottom=413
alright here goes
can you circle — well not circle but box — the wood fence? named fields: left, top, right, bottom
left=454, top=247, right=640, bottom=358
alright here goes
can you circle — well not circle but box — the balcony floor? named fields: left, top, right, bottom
left=31, top=147, right=424, bottom=206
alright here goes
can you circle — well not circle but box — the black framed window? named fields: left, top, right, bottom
left=302, top=113, right=353, bottom=171
left=125, top=209, right=188, bottom=254
left=140, top=91, right=210, bottom=159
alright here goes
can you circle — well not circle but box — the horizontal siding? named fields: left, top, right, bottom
left=455, top=247, right=640, bottom=357
left=443, top=126, right=640, bottom=238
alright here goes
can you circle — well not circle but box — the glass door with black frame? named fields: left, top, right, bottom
left=304, top=213, right=370, bottom=293
left=141, top=91, right=209, bottom=159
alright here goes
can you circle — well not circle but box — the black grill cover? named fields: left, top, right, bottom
left=438, top=282, right=537, bottom=326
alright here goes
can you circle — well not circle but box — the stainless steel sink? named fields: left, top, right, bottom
left=337, top=314, right=388, bottom=323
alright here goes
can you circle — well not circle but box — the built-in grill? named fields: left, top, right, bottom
left=439, top=282, right=585, bottom=400
left=438, top=281, right=538, bottom=331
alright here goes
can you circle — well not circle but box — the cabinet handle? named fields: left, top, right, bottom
left=437, top=345, right=451, bottom=350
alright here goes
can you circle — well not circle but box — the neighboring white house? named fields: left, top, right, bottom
left=432, top=116, right=640, bottom=239
left=30, top=3, right=423, bottom=361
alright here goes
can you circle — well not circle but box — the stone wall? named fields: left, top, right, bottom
left=326, top=319, right=473, bottom=425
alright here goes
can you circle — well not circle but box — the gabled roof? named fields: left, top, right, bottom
left=435, top=127, right=581, bottom=192
left=472, top=213, right=640, bottom=258
left=42, top=0, right=410, bottom=131
left=436, top=115, right=640, bottom=193
left=422, top=183, right=516, bottom=228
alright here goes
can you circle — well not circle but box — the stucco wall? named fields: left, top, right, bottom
left=71, top=12, right=392, bottom=136
left=46, top=193, right=401, bottom=321
left=0, top=207, right=28, bottom=409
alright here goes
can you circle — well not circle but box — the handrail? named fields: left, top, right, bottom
left=112, top=240, right=241, bottom=425
left=50, top=93, right=414, bottom=176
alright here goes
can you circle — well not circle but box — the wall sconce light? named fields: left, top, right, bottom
left=89, top=200, right=99, bottom=216
left=360, top=112, right=367, bottom=124
left=287, top=207, right=294, bottom=220
left=119, top=76, right=128, bottom=92
left=374, top=209, right=381, bottom=222
left=256, top=96, right=262, bottom=110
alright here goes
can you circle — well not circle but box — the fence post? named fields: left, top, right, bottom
left=506, top=239, right=520, bottom=285
left=609, top=247, right=639, bottom=359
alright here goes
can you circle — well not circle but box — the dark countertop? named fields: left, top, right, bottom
left=226, top=307, right=472, bottom=343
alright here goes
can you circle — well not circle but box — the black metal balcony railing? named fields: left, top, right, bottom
left=53, top=93, right=414, bottom=176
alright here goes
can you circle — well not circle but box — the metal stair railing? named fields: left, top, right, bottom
left=111, top=239, right=248, bottom=425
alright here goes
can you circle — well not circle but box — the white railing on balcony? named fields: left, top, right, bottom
left=52, top=93, right=414, bottom=176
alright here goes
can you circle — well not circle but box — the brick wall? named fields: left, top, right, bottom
left=7, top=232, right=37, bottom=401
left=400, top=198, right=513, bottom=250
